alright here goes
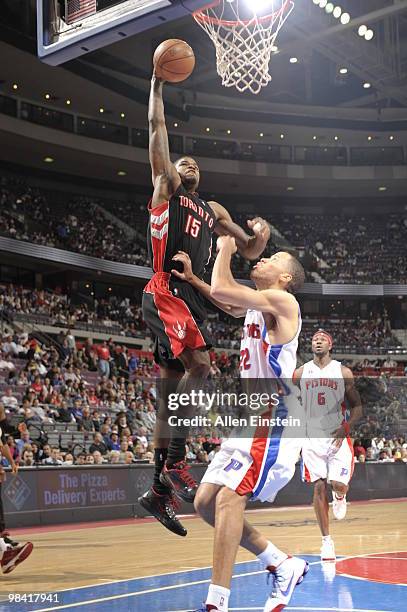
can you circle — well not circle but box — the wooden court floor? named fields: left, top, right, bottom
left=1, top=499, right=406, bottom=599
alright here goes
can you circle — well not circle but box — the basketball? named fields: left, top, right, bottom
left=153, top=39, right=195, bottom=83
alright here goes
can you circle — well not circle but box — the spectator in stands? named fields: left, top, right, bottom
left=40, top=444, right=52, bottom=463
left=75, top=453, right=86, bottom=465
left=97, top=342, right=110, bottom=379
left=79, top=406, right=95, bottom=433
left=365, top=447, right=376, bottom=462
left=85, top=454, right=94, bottom=464
left=55, top=400, right=74, bottom=423
left=107, top=432, right=120, bottom=451
left=0, top=388, right=18, bottom=410
left=92, top=450, right=104, bottom=465
left=22, top=449, right=35, bottom=466
left=42, top=447, right=63, bottom=465
left=89, top=432, right=108, bottom=456
left=378, top=449, right=393, bottom=462
left=16, top=431, right=32, bottom=456
left=63, top=453, right=74, bottom=466
left=31, top=442, right=41, bottom=464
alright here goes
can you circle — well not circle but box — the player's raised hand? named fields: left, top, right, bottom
left=216, top=235, right=237, bottom=254
left=171, top=251, right=194, bottom=282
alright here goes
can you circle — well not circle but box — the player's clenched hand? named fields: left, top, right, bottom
left=171, top=251, right=194, bottom=282
left=247, top=217, right=271, bottom=243
left=216, top=235, right=237, bottom=254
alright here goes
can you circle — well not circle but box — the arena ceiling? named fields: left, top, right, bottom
left=1, top=0, right=407, bottom=121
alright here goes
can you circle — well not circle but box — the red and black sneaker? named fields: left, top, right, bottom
left=138, top=487, right=187, bottom=537
left=160, top=461, right=198, bottom=503
left=1, top=542, right=33, bottom=574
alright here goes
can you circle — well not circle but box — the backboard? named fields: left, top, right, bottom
left=37, top=0, right=205, bottom=65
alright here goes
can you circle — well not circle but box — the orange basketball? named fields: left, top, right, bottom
left=153, top=39, right=195, bottom=83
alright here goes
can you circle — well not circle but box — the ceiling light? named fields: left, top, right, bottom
left=280, top=133, right=285, bottom=139
left=174, top=122, right=178, bottom=127
left=120, top=112, right=125, bottom=118
left=389, top=135, right=394, bottom=141
left=290, top=57, right=298, bottom=63
left=206, top=127, right=210, bottom=132
left=363, top=82, right=371, bottom=89
left=378, top=186, right=387, bottom=192
left=333, top=5, right=342, bottom=18
left=287, top=186, right=294, bottom=191
left=367, top=136, right=372, bottom=141
left=358, top=25, right=368, bottom=37
left=117, top=170, right=127, bottom=176
left=12, top=83, right=18, bottom=90
left=85, top=283, right=90, bottom=288
left=325, top=3, right=334, bottom=14
left=99, top=107, right=104, bottom=113
left=339, top=67, right=348, bottom=74
left=108, top=287, right=112, bottom=291
left=66, top=99, right=71, bottom=105
left=43, top=157, right=54, bottom=163
left=312, top=0, right=320, bottom=4
left=45, top=93, right=50, bottom=100
left=334, top=136, right=339, bottom=141
left=259, top=132, right=264, bottom=137
left=319, top=0, right=327, bottom=7
left=227, top=129, right=231, bottom=135
left=340, top=12, right=350, bottom=24
left=364, top=29, right=374, bottom=41
left=313, top=135, right=317, bottom=140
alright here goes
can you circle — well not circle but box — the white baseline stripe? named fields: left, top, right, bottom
left=167, top=608, right=390, bottom=612
left=27, top=564, right=322, bottom=612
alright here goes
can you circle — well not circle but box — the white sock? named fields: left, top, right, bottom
left=206, top=584, right=230, bottom=611
left=0, top=538, right=7, bottom=558
left=257, top=541, right=288, bottom=570
left=322, top=535, right=332, bottom=542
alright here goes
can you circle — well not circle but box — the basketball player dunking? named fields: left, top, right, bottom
left=139, top=72, right=270, bottom=536
left=173, top=239, right=308, bottom=612
left=293, top=331, right=362, bottom=562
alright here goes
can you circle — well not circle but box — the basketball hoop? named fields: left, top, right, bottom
left=193, top=0, right=294, bottom=95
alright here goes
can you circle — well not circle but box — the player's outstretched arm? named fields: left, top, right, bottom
left=148, top=76, right=180, bottom=205
left=343, top=367, right=363, bottom=430
left=208, top=201, right=270, bottom=260
left=171, top=251, right=245, bottom=318
left=210, top=236, right=297, bottom=318
left=293, top=365, right=304, bottom=387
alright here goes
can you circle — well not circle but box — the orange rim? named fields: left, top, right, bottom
left=193, top=0, right=292, bottom=27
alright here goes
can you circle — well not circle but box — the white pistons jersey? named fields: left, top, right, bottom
left=239, top=308, right=302, bottom=380
left=300, top=359, right=345, bottom=437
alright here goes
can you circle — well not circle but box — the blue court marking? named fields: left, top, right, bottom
left=0, top=555, right=405, bottom=612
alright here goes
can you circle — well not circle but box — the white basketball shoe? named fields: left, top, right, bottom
left=320, top=537, right=336, bottom=562
left=263, top=556, right=309, bottom=611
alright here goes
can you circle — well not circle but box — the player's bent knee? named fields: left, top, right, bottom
left=332, top=481, right=348, bottom=495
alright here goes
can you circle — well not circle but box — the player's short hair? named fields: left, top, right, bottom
left=286, top=254, right=305, bottom=293
left=174, top=156, right=198, bottom=166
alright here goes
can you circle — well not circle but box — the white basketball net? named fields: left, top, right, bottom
left=193, top=0, right=294, bottom=95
